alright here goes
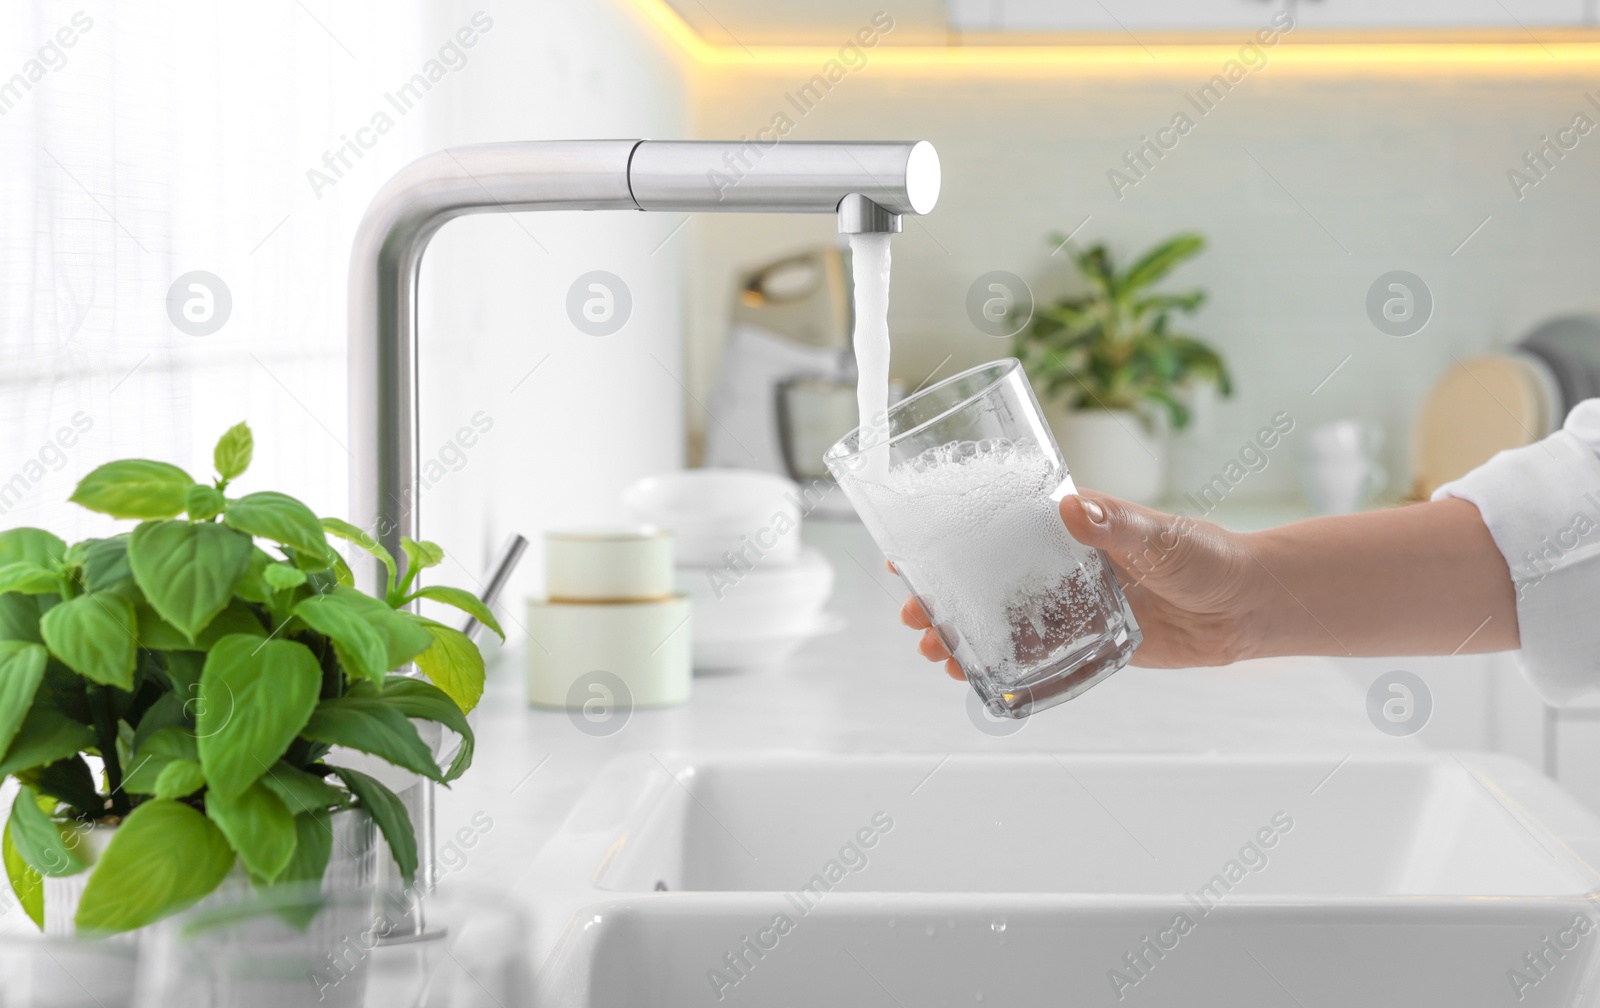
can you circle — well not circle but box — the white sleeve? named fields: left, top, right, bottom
left=1432, top=399, right=1600, bottom=705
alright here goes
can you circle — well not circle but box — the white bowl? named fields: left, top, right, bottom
left=692, top=612, right=846, bottom=673
left=678, top=548, right=833, bottom=642
left=623, top=469, right=802, bottom=567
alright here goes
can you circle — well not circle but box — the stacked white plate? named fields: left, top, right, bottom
left=623, top=469, right=839, bottom=672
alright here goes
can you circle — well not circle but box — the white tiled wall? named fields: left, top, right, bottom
left=415, top=0, right=693, bottom=626
left=685, top=61, right=1600, bottom=503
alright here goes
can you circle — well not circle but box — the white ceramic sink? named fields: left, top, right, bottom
left=526, top=753, right=1600, bottom=1006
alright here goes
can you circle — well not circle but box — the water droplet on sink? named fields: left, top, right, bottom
left=925, top=923, right=937, bottom=937
left=887, top=919, right=897, bottom=929
left=946, top=917, right=957, bottom=929
left=990, top=918, right=1007, bottom=933
left=975, top=992, right=985, bottom=1002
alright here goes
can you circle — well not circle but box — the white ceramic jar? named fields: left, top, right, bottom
left=527, top=528, right=691, bottom=711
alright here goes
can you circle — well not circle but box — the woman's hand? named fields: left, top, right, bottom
left=900, top=490, right=1520, bottom=675
left=900, top=492, right=1259, bottom=677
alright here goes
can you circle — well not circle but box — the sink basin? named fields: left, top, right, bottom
left=526, top=753, right=1600, bottom=1006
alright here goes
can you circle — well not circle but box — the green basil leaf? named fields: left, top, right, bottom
left=302, top=696, right=442, bottom=784
left=158, top=653, right=205, bottom=698
left=123, top=727, right=200, bottom=795
left=206, top=780, right=296, bottom=882
left=224, top=493, right=330, bottom=572
left=128, top=692, right=188, bottom=757
left=196, top=636, right=322, bottom=802
left=406, top=617, right=486, bottom=714
left=293, top=595, right=388, bottom=689
left=0, top=529, right=68, bottom=569
left=280, top=808, right=332, bottom=884
left=258, top=762, right=348, bottom=815
left=0, top=641, right=48, bottom=756
left=191, top=600, right=269, bottom=646
left=132, top=597, right=265, bottom=653
left=123, top=762, right=165, bottom=797
left=0, top=593, right=54, bottom=644
left=128, top=520, right=252, bottom=640
left=231, top=548, right=275, bottom=605
left=320, top=519, right=395, bottom=594
left=380, top=676, right=474, bottom=783
left=185, top=484, right=226, bottom=521
left=70, top=461, right=195, bottom=520
left=2, top=820, right=43, bottom=930
left=328, top=766, right=415, bottom=885
left=34, top=660, right=89, bottom=728
left=141, top=727, right=200, bottom=763
left=74, top=799, right=234, bottom=934
left=0, top=709, right=96, bottom=779
left=0, top=562, right=60, bottom=596
left=8, top=786, right=86, bottom=877
left=128, top=602, right=198, bottom=652
left=400, top=538, right=444, bottom=573
left=329, top=550, right=355, bottom=589
left=213, top=423, right=253, bottom=481
left=406, top=585, right=503, bottom=642
left=323, top=588, right=433, bottom=670
left=80, top=537, right=132, bottom=593
left=39, top=592, right=137, bottom=690
left=261, top=807, right=333, bottom=928
left=152, top=759, right=205, bottom=799
left=262, top=564, right=308, bottom=592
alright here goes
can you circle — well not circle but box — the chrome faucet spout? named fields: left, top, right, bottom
left=346, top=138, right=939, bottom=940
left=837, top=194, right=902, bottom=234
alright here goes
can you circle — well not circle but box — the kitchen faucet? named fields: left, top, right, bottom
left=346, top=139, right=940, bottom=937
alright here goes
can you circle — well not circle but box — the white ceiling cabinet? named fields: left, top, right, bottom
left=1289, top=0, right=1586, bottom=28
left=948, top=0, right=1280, bottom=32
left=947, top=0, right=1593, bottom=32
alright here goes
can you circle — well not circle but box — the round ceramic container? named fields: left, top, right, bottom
left=544, top=528, right=674, bottom=602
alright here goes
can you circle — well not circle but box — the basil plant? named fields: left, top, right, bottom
left=0, top=424, right=502, bottom=934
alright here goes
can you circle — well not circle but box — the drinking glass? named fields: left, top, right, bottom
left=0, top=933, right=136, bottom=1008
left=824, top=358, right=1141, bottom=718
left=133, top=810, right=378, bottom=1008
left=131, top=881, right=378, bottom=1008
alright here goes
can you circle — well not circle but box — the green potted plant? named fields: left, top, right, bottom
left=0, top=424, right=500, bottom=983
left=1014, top=232, right=1232, bottom=502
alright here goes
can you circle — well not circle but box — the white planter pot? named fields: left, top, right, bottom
left=1047, top=406, right=1166, bottom=504
left=41, top=808, right=378, bottom=1008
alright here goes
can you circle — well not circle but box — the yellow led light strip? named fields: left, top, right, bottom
left=628, top=0, right=1600, bottom=72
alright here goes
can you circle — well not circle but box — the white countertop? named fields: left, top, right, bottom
left=434, top=517, right=1413, bottom=960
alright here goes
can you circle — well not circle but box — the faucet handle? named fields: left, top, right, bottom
left=462, top=533, right=529, bottom=641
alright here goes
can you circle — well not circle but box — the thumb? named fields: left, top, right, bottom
left=1060, top=491, right=1152, bottom=553
left=1059, top=490, right=1184, bottom=582
left=1064, top=486, right=1231, bottom=594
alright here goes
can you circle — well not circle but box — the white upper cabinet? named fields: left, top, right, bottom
left=949, top=0, right=1280, bottom=32
left=1291, top=0, right=1584, bottom=28
left=947, top=0, right=1593, bottom=32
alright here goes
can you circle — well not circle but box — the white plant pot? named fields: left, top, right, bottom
left=41, top=808, right=377, bottom=1008
left=1047, top=405, right=1166, bottom=504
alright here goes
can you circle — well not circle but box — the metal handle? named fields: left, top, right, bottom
left=462, top=533, right=528, bottom=641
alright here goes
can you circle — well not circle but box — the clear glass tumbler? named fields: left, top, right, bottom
left=824, top=358, right=1141, bottom=718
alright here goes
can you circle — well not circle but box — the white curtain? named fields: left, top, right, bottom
left=0, top=0, right=428, bottom=540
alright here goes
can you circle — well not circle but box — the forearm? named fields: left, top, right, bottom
left=1241, top=498, right=1519, bottom=659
